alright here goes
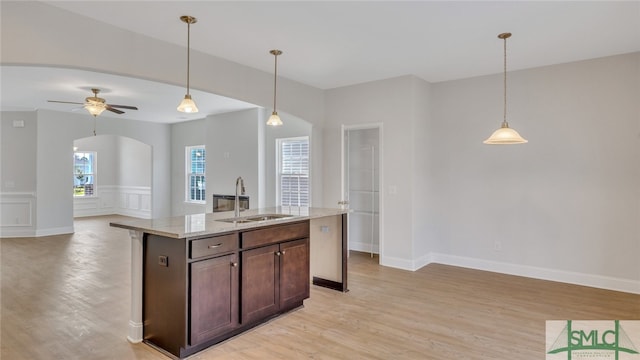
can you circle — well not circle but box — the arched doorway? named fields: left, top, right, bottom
left=73, top=135, right=152, bottom=219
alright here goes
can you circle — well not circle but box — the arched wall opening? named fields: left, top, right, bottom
left=73, top=135, right=152, bottom=219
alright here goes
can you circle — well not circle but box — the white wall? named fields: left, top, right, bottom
left=411, top=77, right=435, bottom=265
left=1, top=1, right=325, bottom=127
left=429, top=53, right=640, bottom=291
left=170, top=109, right=319, bottom=215
left=1, top=109, right=169, bottom=236
left=75, top=135, right=118, bottom=186
left=118, top=136, right=151, bottom=187
left=325, top=75, right=427, bottom=267
left=206, top=109, right=260, bottom=214
left=0, top=112, right=37, bottom=236
left=73, top=135, right=152, bottom=218
left=264, top=110, right=313, bottom=207
left=171, top=118, right=207, bottom=215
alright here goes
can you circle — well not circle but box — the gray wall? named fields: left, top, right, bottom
left=264, top=110, right=313, bottom=207
left=2, top=0, right=638, bottom=292
left=118, top=136, right=151, bottom=187
left=171, top=118, right=207, bottom=215
left=170, top=109, right=264, bottom=215
left=1, top=1, right=325, bottom=127
left=324, top=52, right=640, bottom=292
left=206, top=109, right=260, bottom=214
left=325, top=75, right=426, bottom=266
left=429, top=52, right=640, bottom=283
left=74, top=134, right=152, bottom=188
left=75, top=135, right=118, bottom=187
left=21, top=109, right=169, bottom=235
left=1, top=112, right=37, bottom=192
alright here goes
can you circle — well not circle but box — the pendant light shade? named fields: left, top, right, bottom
left=483, top=32, right=527, bottom=145
left=177, top=15, right=198, bottom=113
left=267, top=49, right=283, bottom=126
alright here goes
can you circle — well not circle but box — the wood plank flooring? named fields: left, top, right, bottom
left=2, top=215, right=638, bottom=359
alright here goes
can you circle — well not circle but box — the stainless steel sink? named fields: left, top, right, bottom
left=216, top=214, right=293, bottom=223
left=216, top=218, right=255, bottom=224
left=245, top=214, right=293, bottom=221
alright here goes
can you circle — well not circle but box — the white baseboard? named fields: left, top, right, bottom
left=349, top=241, right=379, bottom=254
left=379, top=255, right=414, bottom=270
left=429, top=253, right=640, bottom=295
left=0, top=228, right=35, bottom=237
left=379, top=252, right=640, bottom=294
left=35, top=226, right=74, bottom=237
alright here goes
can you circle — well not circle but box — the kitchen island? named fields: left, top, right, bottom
left=110, top=207, right=348, bottom=359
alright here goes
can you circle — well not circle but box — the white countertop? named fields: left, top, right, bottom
left=110, top=206, right=348, bottom=239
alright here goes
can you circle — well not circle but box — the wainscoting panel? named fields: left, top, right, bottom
left=0, top=192, right=36, bottom=237
left=74, top=186, right=151, bottom=219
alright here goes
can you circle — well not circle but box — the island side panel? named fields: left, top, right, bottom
left=144, top=234, right=188, bottom=356
left=310, top=215, right=347, bottom=291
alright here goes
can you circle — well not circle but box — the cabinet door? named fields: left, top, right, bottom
left=190, top=253, right=239, bottom=345
left=241, top=244, right=279, bottom=324
left=279, top=238, right=310, bottom=309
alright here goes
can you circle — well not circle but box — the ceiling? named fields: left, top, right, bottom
left=2, top=1, right=639, bottom=124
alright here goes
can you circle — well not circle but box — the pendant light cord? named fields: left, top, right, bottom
left=273, top=53, right=278, bottom=112
left=503, top=35, right=507, bottom=126
left=186, top=21, right=191, bottom=95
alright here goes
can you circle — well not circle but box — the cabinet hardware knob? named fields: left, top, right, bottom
left=275, top=251, right=282, bottom=256
left=231, top=262, right=238, bottom=267
left=208, top=243, right=222, bottom=249
left=281, top=250, right=286, bottom=255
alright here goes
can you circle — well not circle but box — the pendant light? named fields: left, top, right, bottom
left=483, top=32, right=527, bottom=144
left=177, top=15, right=198, bottom=113
left=267, top=49, right=284, bottom=126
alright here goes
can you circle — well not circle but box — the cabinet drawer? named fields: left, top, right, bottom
left=191, top=233, right=238, bottom=259
left=241, top=221, right=309, bottom=249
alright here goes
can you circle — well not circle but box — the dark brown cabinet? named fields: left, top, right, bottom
left=240, top=223, right=310, bottom=325
left=279, top=239, right=310, bottom=309
left=241, top=243, right=280, bottom=324
left=190, top=253, right=239, bottom=345
left=143, top=220, right=310, bottom=359
left=240, top=239, right=310, bottom=324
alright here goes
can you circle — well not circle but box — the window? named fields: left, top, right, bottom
left=186, top=146, right=206, bottom=203
left=73, top=152, right=96, bottom=197
left=277, top=137, right=310, bottom=207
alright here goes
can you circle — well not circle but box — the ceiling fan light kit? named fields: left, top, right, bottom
left=483, top=32, right=528, bottom=145
left=177, top=15, right=199, bottom=113
left=48, top=88, right=138, bottom=118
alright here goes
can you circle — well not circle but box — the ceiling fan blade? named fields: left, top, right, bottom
left=105, top=106, right=125, bottom=114
left=106, top=104, right=138, bottom=110
left=48, top=100, right=84, bottom=105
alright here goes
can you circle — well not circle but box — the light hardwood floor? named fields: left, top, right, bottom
left=2, top=215, right=639, bottom=359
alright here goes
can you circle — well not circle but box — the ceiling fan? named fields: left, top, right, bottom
left=48, top=88, right=138, bottom=117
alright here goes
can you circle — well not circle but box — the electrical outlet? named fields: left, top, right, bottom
left=159, top=255, right=168, bottom=267
left=493, top=241, right=502, bottom=252
left=320, top=225, right=329, bottom=233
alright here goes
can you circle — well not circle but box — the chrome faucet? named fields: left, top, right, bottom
left=235, top=176, right=245, bottom=218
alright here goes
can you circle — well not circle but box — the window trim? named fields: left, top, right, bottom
left=276, top=136, right=311, bottom=207
left=185, top=145, right=206, bottom=204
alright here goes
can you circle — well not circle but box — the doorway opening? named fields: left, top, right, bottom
left=342, top=124, right=382, bottom=263
left=73, top=135, right=152, bottom=219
